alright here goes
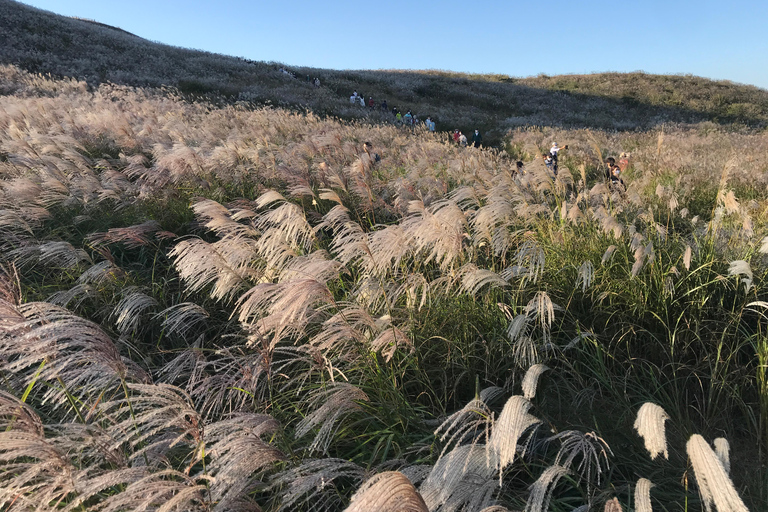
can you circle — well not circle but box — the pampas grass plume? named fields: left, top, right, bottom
left=345, top=471, right=428, bottom=512
left=686, top=434, right=748, bottom=512
left=634, top=402, right=669, bottom=460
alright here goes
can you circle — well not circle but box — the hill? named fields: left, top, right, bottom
left=1, top=1, right=768, bottom=510
left=3, top=0, right=768, bottom=144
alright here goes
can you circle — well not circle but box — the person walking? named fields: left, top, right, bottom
left=459, top=132, right=468, bottom=147
left=472, top=129, right=482, bottom=148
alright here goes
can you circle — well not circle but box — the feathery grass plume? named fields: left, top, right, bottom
left=253, top=192, right=315, bottom=251
left=401, top=198, right=469, bottom=271
left=186, top=347, right=271, bottom=418
left=525, top=464, right=569, bottom=512
left=309, top=303, right=374, bottom=352
left=203, top=413, right=284, bottom=509
left=170, top=237, right=253, bottom=301
left=633, top=403, right=669, bottom=460
left=459, top=264, right=509, bottom=298
left=365, top=224, right=410, bottom=276
left=155, top=302, right=210, bottom=340
left=98, top=469, right=210, bottom=512
left=728, top=260, right=754, bottom=293
left=11, top=240, right=90, bottom=269
left=1, top=305, right=148, bottom=415
left=593, top=206, right=624, bottom=239
left=0, top=427, right=78, bottom=510
left=479, top=507, right=513, bottom=512
left=87, top=220, right=162, bottom=248
left=270, top=458, right=366, bottom=511
left=686, top=434, right=748, bottom=512
left=522, top=364, right=549, bottom=400
left=604, top=497, right=623, bottom=512
left=0, top=264, right=22, bottom=305
left=512, top=241, right=546, bottom=285
left=345, top=471, right=428, bottom=512
left=237, top=279, right=333, bottom=340
left=278, top=251, right=342, bottom=284
left=550, top=430, right=612, bottom=488
left=112, top=287, right=159, bottom=334
left=760, top=236, right=768, bottom=254
left=47, top=283, right=96, bottom=308
left=434, top=395, right=494, bottom=459
left=713, top=437, right=730, bottom=474
left=683, top=244, right=692, bottom=271
left=635, top=478, right=654, bottom=512
left=601, top=245, right=617, bottom=265
left=370, top=323, right=413, bottom=362
left=577, top=261, right=594, bottom=292
left=489, top=395, right=542, bottom=479
left=419, top=444, right=496, bottom=512
left=295, top=382, right=369, bottom=455
left=101, top=383, right=202, bottom=463
left=77, top=260, right=123, bottom=285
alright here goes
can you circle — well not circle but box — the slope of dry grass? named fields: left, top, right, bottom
left=1, top=65, right=767, bottom=510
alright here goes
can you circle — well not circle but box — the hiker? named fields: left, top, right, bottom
left=314, top=77, right=320, bottom=87
left=604, top=157, right=615, bottom=181
left=350, top=93, right=358, bottom=104
left=459, top=132, right=468, bottom=147
left=472, top=129, right=482, bottom=148
left=609, top=163, right=624, bottom=187
left=404, top=110, right=413, bottom=126
left=515, top=160, right=524, bottom=176
left=364, top=141, right=381, bottom=164
left=543, top=153, right=554, bottom=173
left=395, top=111, right=402, bottom=124
left=453, top=129, right=460, bottom=144
left=618, top=152, right=630, bottom=172
left=392, top=106, right=399, bottom=116
left=368, top=97, right=375, bottom=109
left=549, top=142, right=567, bottom=175
left=426, top=117, right=435, bottom=131
left=381, top=100, right=388, bottom=112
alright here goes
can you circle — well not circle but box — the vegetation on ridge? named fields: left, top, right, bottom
left=0, top=1, right=767, bottom=510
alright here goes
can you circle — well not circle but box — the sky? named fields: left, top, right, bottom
left=17, top=0, right=768, bottom=90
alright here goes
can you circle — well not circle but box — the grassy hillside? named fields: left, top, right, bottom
left=1, top=1, right=768, bottom=511
left=1, top=63, right=767, bottom=511
left=3, top=0, right=768, bottom=143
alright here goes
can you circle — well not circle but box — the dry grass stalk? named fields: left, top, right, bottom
left=345, top=471, right=428, bottom=512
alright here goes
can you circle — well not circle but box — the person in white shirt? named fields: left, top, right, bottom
left=549, top=142, right=568, bottom=175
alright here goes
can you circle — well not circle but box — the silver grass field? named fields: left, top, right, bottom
left=0, top=63, right=767, bottom=511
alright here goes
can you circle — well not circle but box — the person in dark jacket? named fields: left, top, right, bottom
left=472, top=130, right=482, bottom=148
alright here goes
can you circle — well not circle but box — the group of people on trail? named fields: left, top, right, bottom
left=452, top=129, right=482, bottom=148
left=349, top=91, right=436, bottom=132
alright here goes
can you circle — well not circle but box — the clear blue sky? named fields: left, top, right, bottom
left=18, top=0, right=768, bottom=90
